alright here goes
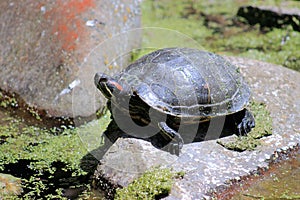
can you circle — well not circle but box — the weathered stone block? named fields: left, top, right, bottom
left=0, top=0, right=141, bottom=122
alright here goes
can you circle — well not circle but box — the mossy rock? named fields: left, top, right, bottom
left=217, top=101, right=273, bottom=151
left=115, top=167, right=184, bottom=200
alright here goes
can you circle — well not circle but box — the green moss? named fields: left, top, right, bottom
left=0, top=112, right=111, bottom=198
left=283, top=53, right=300, bottom=71
left=248, top=102, right=273, bottom=139
left=221, top=27, right=300, bottom=70
left=0, top=125, right=80, bottom=171
left=217, top=101, right=273, bottom=151
left=26, top=106, right=42, bottom=121
left=115, top=167, right=184, bottom=200
left=0, top=123, right=86, bottom=198
left=0, top=91, right=18, bottom=108
left=141, top=0, right=300, bottom=71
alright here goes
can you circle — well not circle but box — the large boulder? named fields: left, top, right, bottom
left=0, top=0, right=141, bottom=122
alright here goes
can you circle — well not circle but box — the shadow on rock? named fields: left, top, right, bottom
left=80, top=112, right=243, bottom=164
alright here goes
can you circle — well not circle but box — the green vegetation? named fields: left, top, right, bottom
left=0, top=121, right=85, bottom=172
left=141, top=0, right=300, bottom=71
left=115, top=167, right=184, bottom=200
left=0, top=91, right=18, bottom=108
left=0, top=113, right=110, bottom=199
left=26, top=106, right=42, bottom=121
left=217, top=101, right=273, bottom=151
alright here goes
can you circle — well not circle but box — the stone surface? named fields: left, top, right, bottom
left=93, top=138, right=177, bottom=188
left=0, top=0, right=141, bottom=120
left=237, top=5, right=300, bottom=31
left=93, top=56, right=300, bottom=199
left=0, top=173, right=23, bottom=197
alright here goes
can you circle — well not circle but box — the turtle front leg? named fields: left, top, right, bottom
left=158, top=122, right=184, bottom=156
left=237, top=109, right=255, bottom=136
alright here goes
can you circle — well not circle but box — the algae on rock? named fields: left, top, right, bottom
left=217, top=101, right=273, bottom=151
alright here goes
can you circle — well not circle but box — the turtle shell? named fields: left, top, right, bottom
left=115, top=47, right=251, bottom=117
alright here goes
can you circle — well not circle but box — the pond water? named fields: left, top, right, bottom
left=218, top=147, right=300, bottom=200
left=0, top=106, right=106, bottom=199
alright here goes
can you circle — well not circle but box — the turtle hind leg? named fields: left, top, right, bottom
left=157, top=122, right=184, bottom=156
left=236, top=108, right=255, bottom=136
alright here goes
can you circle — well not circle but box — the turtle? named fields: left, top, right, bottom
left=94, top=47, right=255, bottom=155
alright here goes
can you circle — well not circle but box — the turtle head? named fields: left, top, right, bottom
left=94, top=72, right=129, bottom=99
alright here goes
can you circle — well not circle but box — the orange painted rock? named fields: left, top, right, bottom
left=0, top=0, right=141, bottom=123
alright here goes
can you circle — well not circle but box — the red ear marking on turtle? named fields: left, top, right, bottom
left=108, top=80, right=123, bottom=91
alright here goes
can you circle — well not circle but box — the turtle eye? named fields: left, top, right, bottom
left=97, top=78, right=113, bottom=99
left=99, top=77, right=108, bottom=83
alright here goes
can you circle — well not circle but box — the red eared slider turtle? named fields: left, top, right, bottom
left=94, top=47, right=255, bottom=155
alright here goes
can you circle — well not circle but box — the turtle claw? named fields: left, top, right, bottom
left=158, top=122, right=184, bottom=156
left=163, top=143, right=180, bottom=156
left=237, top=109, right=255, bottom=136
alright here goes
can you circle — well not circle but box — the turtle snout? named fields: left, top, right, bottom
left=94, top=72, right=120, bottom=99
left=94, top=72, right=102, bottom=86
